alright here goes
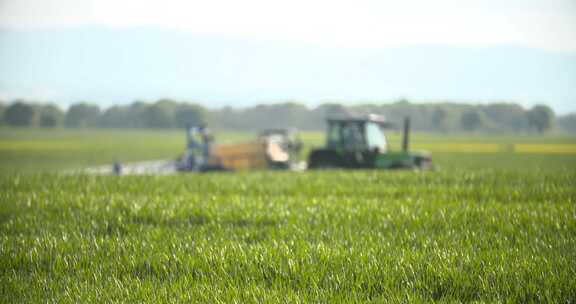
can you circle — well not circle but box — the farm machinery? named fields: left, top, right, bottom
left=178, top=113, right=431, bottom=172
left=176, top=125, right=303, bottom=172
left=308, top=114, right=432, bottom=170
left=105, top=113, right=430, bottom=175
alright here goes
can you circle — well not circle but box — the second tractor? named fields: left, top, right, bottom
left=308, top=114, right=432, bottom=170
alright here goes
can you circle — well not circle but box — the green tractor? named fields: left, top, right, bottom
left=307, top=114, right=432, bottom=170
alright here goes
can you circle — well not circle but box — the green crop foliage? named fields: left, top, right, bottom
left=1, top=128, right=575, bottom=302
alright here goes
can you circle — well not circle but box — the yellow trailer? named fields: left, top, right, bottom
left=209, top=142, right=268, bottom=171
left=178, top=126, right=300, bottom=172
left=208, top=136, right=294, bottom=171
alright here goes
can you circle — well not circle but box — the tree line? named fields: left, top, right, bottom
left=0, top=99, right=573, bottom=133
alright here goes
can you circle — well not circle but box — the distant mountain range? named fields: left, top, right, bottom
left=1, top=27, right=575, bottom=113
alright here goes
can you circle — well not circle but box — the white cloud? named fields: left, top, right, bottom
left=1, top=0, right=575, bottom=49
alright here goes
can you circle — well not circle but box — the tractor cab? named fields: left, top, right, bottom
left=308, top=114, right=432, bottom=170
left=326, top=114, right=392, bottom=153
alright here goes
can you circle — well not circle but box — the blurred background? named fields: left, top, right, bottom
left=0, top=0, right=575, bottom=173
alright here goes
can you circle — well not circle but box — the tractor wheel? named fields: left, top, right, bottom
left=308, top=151, right=343, bottom=169
left=415, top=156, right=433, bottom=171
left=310, top=159, right=336, bottom=170
left=419, top=159, right=433, bottom=171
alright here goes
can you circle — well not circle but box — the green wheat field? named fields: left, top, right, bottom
left=1, top=128, right=575, bottom=302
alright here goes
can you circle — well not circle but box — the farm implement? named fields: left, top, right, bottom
left=94, top=113, right=431, bottom=175
left=175, top=125, right=303, bottom=172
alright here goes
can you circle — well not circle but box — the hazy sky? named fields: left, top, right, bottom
left=1, top=0, right=575, bottom=112
left=2, top=0, right=575, bottom=49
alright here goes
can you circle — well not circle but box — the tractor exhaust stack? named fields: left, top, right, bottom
left=402, top=117, right=410, bottom=152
